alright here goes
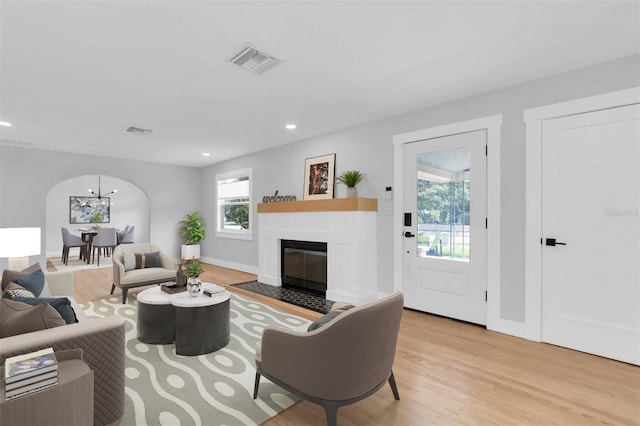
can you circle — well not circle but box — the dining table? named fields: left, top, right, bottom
left=76, top=228, right=98, bottom=264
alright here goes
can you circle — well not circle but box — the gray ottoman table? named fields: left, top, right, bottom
left=137, top=283, right=230, bottom=355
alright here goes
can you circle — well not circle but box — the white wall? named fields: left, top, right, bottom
left=201, top=54, right=640, bottom=323
left=0, top=148, right=201, bottom=266
left=45, top=175, right=149, bottom=256
left=1, top=55, right=638, bottom=325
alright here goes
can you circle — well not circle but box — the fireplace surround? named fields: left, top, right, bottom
left=257, top=198, right=377, bottom=304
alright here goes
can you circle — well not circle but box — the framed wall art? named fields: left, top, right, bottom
left=69, top=196, right=111, bottom=224
left=303, top=153, right=335, bottom=200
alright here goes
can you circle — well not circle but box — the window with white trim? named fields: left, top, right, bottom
left=216, top=168, right=253, bottom=240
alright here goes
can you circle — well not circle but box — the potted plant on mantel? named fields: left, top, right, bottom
left=180, top=211, right=206, bottom=262
left=336, top=170, right=364, bottom=198
left=183, top=260, right=205, bottom=296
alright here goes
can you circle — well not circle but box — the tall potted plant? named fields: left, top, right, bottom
left=180, top=211, right=206, bottom=261
left=336, top=170, right=364, bottom=198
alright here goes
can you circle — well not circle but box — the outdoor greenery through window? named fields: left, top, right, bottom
left=216, top=168, right=252, bottom=239
left=417, top=147, right=470, bottom=261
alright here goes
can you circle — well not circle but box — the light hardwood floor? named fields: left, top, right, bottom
left=69, top=262, right=639, bottom=425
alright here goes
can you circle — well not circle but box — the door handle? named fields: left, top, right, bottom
left=545, top=238, right=567, bottom=247
left=404, top=232, right=415, bottom=238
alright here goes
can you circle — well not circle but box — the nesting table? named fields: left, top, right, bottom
left=137, top=283, right=230, bottom=356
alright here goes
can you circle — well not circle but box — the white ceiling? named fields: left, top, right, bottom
left=1, top=0, right=638, bottom=167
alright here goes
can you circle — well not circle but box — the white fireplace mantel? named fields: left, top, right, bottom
left=257, top=198, right=378, bottom=304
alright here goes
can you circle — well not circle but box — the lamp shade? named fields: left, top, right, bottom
left=0, top=227, right=42, bottom=258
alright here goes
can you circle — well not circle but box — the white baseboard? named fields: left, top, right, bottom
left=199, top=256, right=259, bottom=276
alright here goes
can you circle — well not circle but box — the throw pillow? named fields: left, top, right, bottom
left=0, top=298, right=66, bottom=338
left=124, top=252, right=162, bottom=270
left=1, top=263, right=41, bottom=292
left=307, top=304, right=356, bottom=331
left=10, top=296, right=78, bottom=324
left=13, top=268, right=46, bottom=297
left=3, top=282, right=36, bottom=299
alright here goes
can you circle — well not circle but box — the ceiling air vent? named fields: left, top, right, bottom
left=123, top=126, right=152, bottom=135
left=229, top=45, right=280, bottom=75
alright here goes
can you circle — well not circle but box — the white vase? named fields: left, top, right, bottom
left=181, top=244, right=200, bottom=261
left=346, top=187, right=358, bottom=198
left=187, top=277, right=201, bottom=296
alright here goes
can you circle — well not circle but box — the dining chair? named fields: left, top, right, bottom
left=92, top=227, right=117, bottom=266
left=61, top=227, right=88, bottom=265
left=117, top=225, right=135, bottom=244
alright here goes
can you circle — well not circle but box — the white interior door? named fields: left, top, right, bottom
left=403, top=130, right=487, bottom=325
left=541, top=104, right=639, bottom=365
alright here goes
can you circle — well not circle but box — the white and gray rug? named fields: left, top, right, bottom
left=80, top=292, right=309, bottom=426
left=48, top=256, right=112, bottom=272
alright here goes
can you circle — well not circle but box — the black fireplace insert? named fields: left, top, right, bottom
left=281, top=239, right=327, bottom=296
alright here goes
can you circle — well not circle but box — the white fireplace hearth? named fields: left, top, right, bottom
left=257, top=198, right=377, bottom=304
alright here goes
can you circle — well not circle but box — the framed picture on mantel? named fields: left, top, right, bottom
left=304, top=153, right=335, bottom=200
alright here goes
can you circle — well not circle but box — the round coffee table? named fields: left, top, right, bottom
left=136, top=283, right=230, bottom=356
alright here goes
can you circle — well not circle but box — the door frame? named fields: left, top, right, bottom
left=523, top=87, right=640, bottom=342
left=393, top=114, right=503, bottom=331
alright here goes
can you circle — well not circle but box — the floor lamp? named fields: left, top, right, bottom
left=0, top=227, right=41, bottom=270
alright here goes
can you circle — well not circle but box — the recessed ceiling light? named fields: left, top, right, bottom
left=0, top=121, right=12, bottom=127
left=202, top=153, right=211, bottom=157
left=285, top=124, right=296, bottom=130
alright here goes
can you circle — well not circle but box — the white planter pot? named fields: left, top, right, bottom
left=181, top=244, right=200, bottom=261
left=346, top=187, right=358, bottom=198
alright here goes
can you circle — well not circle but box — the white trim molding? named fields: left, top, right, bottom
left=393, top=114, right=503, bottom=333
left=523, top=87, right=640, bottom=342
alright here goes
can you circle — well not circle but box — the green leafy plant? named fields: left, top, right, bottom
left=336, top=170, right=364, bottom=188
left=90, top=213, right=103, bottom=223
left=183, top=260, right=205, bottom=278
left=180, top=211, right=206, bottom=245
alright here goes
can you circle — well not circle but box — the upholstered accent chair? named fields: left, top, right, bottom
left=253, top=292, right=404, bottom=426
left=111, top=242, right=177, bottom=303
left=60, top=227, right=88, bottom=265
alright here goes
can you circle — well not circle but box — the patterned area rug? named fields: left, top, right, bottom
left=80, top=293, right=309, bottom=425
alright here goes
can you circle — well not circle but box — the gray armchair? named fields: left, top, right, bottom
left=253, top=292, right=403, bottom=426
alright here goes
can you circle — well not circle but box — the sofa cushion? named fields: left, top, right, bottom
left=4, top=282, right=36, bottom=298
left=0, top=298, right=66, bottom=338
left=12, top=268, right=46, bottom=297
left=1, top=263, right=41, bottom=292
left=9, top=296, right=78, bottom=324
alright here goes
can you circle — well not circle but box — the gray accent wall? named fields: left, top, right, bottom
left=201, top=54, right=640, bottom=323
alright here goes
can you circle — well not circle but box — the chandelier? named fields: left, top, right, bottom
left=88, top=176, right=117, bottom=200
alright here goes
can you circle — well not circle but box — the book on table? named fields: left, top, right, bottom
left=4, top=347, right=59, bottom=386
left=4, top=376, right=59, bottom=400
left=5, top=370, right=59, bottom=391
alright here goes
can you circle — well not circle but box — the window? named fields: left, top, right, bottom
left=216, top=168, right=253, bottom=240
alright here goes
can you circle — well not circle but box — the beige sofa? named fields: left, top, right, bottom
left=0, top=270, right=126, bottom=426
left=111, top=242, right=177, bottom=303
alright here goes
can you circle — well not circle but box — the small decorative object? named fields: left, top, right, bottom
left=90, top=213, right=104, bottom=230
left=176, top=263, right=185, bottom=287
left=303, top=153, right=336, bottom=200
left=184, top=260, right=205, bottom=297
left=180, top=211, right=205, bottom=261
left=262, top=190, right=297, bottom=203
left=336, top=170, right=364, bottom=198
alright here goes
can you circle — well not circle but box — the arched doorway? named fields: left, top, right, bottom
left=45, top=175, right=150, bottom=257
